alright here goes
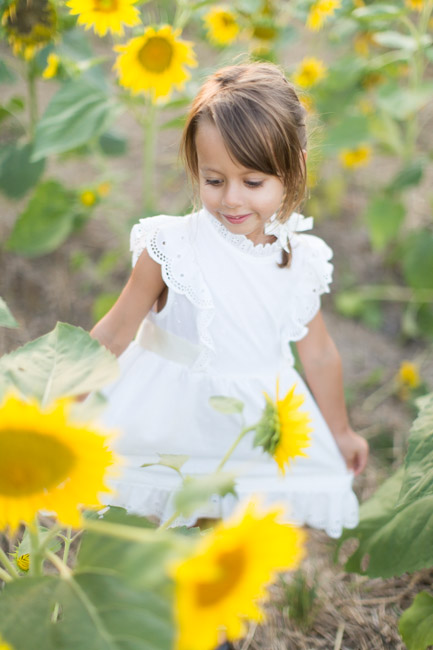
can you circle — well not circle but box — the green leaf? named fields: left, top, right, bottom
left=369, top=112, right=404, bottom=156
left=386, top=159, right=425, bottom=193
left=98, top=130, right=128, bottom=156
left=372, top=31, right=432, bottom=51
left=6, top=180, right=81, bottom=256
left=334, top=290, right=366, bottom=317
left=0, top=142, right=45, bottom=199
left=0, top=59, right=17, bottom=83
left=14, top=526, right=61, bottom=560
left=376, top=82, right=433, bottom=120
left=364, top=195, right=405, bottom=250
left=32, top=80, right=120, bottom=161
left=141, top=454, right=190, bottom=474
left=324, top=115, right=370, bottom=152
left=0, top=572, right=173, bottom=650
left=0, top=322, right=118, bottom=404
left=92, top=292, right=119, bottom=323
left=403, top=230, right=433, bottom=290
left=209, top=395, right=245, bottom=414
left=399, top=592, right=433, bottom=650
left=174, top=473, right=237, bottom=517
left=0, top=297, right=18, bottom=328
left=352, top=4, right=404, bottom=21
left=338, top=394, right=433, bottom=578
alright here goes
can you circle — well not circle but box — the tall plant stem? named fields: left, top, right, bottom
left=0, top=546, right=19, bottom=579
left=0, top=566, right=13, bottom=583
left=143, top=100, right=158, bottom=216
left=27, top=63, right=38, bottom=139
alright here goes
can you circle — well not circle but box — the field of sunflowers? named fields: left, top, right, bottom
left=1, top=0, right=433, bottom=648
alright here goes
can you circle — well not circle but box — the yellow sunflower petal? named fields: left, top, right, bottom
left=203, top=6, right=240, bottom=46
left=171, top=499, right=305, bottom=650
left=66, top=0, right=141, bottom=37
left=0, top=393, right=120, bottom=532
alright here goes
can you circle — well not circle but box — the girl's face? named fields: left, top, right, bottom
left=195, top=121, right=284, bottom=246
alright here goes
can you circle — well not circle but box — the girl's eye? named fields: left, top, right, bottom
left=245, top=181, right=263, bottom=188
left=205, top=179, right=222, bottom=186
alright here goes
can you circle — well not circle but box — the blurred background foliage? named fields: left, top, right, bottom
left=0, top=0, right=432, bottom=335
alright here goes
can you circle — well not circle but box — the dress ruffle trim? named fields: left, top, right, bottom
left=283, top=233, right=334, bottom=343
left=130, top=214, right=216, bottom=371
left=105, top=474, right=358, bottom=539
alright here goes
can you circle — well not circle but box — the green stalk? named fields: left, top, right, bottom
left=355, top=285, right=433, bottom=303
left=0, top=566, right=13, bottom=583
left=62, top=527, right=73, bottom=567
left=143, top=100, right=158, bottom=216
left=0, top=546, right=19, bottom=579
left=27, top=62, right=38, bottom=139
left=28, top=521, right=44, bottom=577
left=215, top=425, right=257, bottom=472
left=159, top=424, right=257, bottom=530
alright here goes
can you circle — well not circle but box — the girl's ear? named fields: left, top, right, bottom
left=302, top=149, right=308, bottom=161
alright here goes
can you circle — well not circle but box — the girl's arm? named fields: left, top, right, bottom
left=90, top=249, right=166, bottom=357
left=295, top=310, right=369, bottom=475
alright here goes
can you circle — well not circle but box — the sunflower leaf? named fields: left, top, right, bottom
left=174, top=473, right=237, bottom=517
left=399, top=591, right=433, bottom=650
left=0, top=572, right=174, bottom=650
left=0, top=297, right=18, bottom=329
left=209, top=395, right=244, bottom=414
left=0, top=322, right=118, bottom=404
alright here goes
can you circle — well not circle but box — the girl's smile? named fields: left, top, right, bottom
left=195, top=121, right=285, bottom=246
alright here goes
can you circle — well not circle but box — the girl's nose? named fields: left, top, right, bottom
left=221, top=183, right=242, bottom=209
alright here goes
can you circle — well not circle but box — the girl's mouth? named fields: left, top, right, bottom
left=222, top=213, right=252, bottom=224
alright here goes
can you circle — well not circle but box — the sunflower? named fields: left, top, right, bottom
left=406, top=0, right=423, bottom=10
left=339, top=144, right=371, bottom=168
left=254, top=382, right=311, bottom=474
left=306, top=0, right=341, bottom=31
left=114, top=24, right=197, bottom=103
left=171, top=499, right=305, bottom=650
left=203, top=6, right=240, bottom=46
left=0, top=393, right=118, bottom=532
left=2, top=0, right=57, bottom=60
left=292, top=57, right=327, bottom=88
left=397, top=361, right=421, bottom=389
left=42, top=52, right=59, bottom=79
left=66, top=0, right=141, bottom=37
left=0, top=638, right=13, bottom=650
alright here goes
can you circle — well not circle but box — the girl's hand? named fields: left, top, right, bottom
left=333, top=428, right=369, bottom=476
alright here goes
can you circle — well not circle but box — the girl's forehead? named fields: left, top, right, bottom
left=195, top=122, right=253, bottom=172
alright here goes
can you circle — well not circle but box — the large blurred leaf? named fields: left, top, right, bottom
left=402, top=230, right=433, bottom=290
left=0, top=59, right=16, bottom=83
left=338, top=393, right=433, bottom=578
left=386, top=159, right=425, bottom=193
left=375, top=82, right=433, bottom=120
left=98, top=130, right=127, bottom=156
left=372, top=31, right=432, bottom=51
left=399, top=592, right=433, bottom=650
left=0, top=572, right=173, bottom=650
left=369, top=112, right=404, bottom=156
left=0, top=297, right=18, bottom=329
left=352, top=4, right=404, bottom=21
left=0, top=142, right=45, bottom=199
left=32, top=80, right=121, bottom=160
left=364, top=195, right=405, bottom=250
left=324, top=115, right=370, bottom=151
left=0, top=322, right=118, bottom=404
left=174, top=473, right=237, bottom=517
left=6, top=180, right=81, bottom=256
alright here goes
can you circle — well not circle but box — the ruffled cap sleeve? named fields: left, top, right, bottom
left=284, top=233, right=333, bottom=342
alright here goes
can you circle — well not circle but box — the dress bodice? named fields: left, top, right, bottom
left=130, top=208, right=333, bottom=375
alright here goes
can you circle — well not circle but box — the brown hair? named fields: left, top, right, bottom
left=180, top=62, right=308, bottom=266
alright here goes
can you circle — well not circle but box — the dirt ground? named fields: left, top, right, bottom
left=1, top=33, right=433, bottom=650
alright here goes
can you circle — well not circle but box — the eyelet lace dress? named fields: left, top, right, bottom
left=100, top=208, right=359, bottom=538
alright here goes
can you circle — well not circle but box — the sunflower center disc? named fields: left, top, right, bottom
left=138, top=36, right=173, bottom=73
left=0, top=430, right=75, bottom=496
left=195, top=546, right=246, bottom=607
left=94, top=0, right=118, bottom=12
left=221, top=14, right=235, bottom=27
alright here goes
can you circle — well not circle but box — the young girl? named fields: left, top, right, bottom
left=92, top=62, right=369, bottom=539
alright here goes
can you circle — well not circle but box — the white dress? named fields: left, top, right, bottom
left=101, top=207, right=358, bottom=538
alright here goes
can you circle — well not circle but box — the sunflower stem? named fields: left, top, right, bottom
left=62, top=526, right=73, bottom=567
left=27, top=61, right=38, bottom=139
left=0, top=546, right=19, bottom=579
left=215, top=425, right=257, bottom=473
left=0, top=566, right=13, bottom=583
left=46, top=550, right=72, bottom=579
left=143, top=100, right=158, bottom=216
left=28, top=520, right=44, bottom=577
